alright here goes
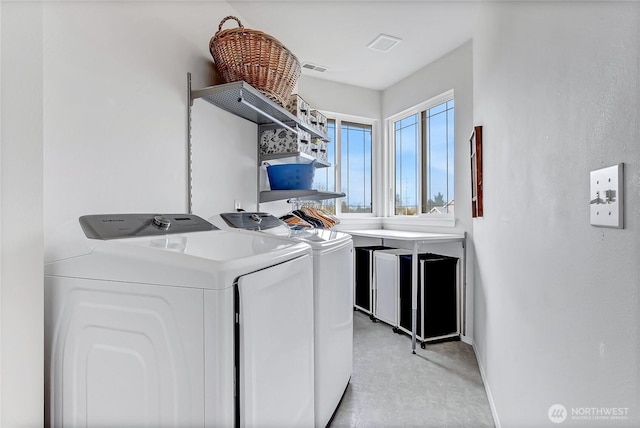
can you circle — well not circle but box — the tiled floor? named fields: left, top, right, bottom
left=329, top=311, right=495, bottom=427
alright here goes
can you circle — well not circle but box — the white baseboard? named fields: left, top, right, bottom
left=472, top=342, right=501, bottom=428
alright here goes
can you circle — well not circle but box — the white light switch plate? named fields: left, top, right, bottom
left=590, top=163, right=623, bottom=228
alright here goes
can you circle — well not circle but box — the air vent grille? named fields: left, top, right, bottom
left=367, top=34, right=402, bottom=53
left=302, top=62, right=328, bottom=73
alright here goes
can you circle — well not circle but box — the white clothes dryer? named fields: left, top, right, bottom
left=214, top=212, right=354, bottom=428
left=44, top=213, right=315, bottom=428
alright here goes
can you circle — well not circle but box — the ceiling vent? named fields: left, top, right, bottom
left=302, top=62, right=329, bottom=73
left=367, top=34, right=402, bottom=53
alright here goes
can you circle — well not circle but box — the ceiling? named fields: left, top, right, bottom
left=227, top=0, right=480, bottom=90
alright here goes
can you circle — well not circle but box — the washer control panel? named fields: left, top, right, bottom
left=220, top=212, right=284, bottom=230
left=79, top=213, right=217, bottom=240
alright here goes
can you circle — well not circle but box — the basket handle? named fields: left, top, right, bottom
left=218, top=16, right=243, bottom=32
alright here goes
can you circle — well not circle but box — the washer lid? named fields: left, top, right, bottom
left=45, top=215, right=311, bottom=290
left=288, top=228, right=352, bottom=247
left=214, top=212, right=352, bottom=249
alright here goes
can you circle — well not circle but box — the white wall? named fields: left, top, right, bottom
left=473, top=2, right=639, bottom=426
left=190, top=98, right=259, bottom=217
left=298, top=74, right=382, bottom=119
left=42, top=1, right=241, bottom=237
left=1, top=2, right=44, bottom=426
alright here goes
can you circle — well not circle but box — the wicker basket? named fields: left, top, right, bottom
left=209, top=16, right=301, bottom=106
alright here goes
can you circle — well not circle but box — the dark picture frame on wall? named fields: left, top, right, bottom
left=470, top=126, right=483, bottom=218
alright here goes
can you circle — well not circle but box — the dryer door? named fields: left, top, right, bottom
left=237, top=254, right=314, bottom=427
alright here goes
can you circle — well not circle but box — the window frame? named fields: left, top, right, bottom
left=385, top=89, right=455, bottom=223
left=316, top=111, right=379, bottom=217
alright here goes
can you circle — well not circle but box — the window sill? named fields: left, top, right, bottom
left=382, top=215, right=456, bottom=229
left=333, top=215, right=455, bottom=231
left=332, top=216, right=384, bottom=231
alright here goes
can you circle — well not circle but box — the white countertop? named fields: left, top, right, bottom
left=343, top=228, right=465, bottom=243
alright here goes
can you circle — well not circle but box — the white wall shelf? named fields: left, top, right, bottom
left=187, top=73, right=343, bottom=207
left=260, top=190, right=346, bottom=204
left=189, top=79, right=329, bottom=141
left=260, top=152, right=330, bottom=168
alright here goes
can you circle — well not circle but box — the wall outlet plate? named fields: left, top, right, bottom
left=590, top=163, right=623, bottom=228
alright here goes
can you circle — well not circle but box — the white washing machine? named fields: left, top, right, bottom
left=44, top=213, right=315, bottom=428
left=214, top=212, right=353, bottom=428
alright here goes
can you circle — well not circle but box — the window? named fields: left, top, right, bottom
left=340, top=121, right=372, bottom=214
left=391, top=93, right=454, bottom=216
left=312, top=121, right=336, bottom=213
left=312, top=117, right=374, bottom=215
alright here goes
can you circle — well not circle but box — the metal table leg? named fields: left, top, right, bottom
left=411, top=241, right=418, bottom=354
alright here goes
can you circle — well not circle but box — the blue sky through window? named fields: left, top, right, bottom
left=341, top=122, right=372, bottom=213
left=394, top=99, right=454, bottom=214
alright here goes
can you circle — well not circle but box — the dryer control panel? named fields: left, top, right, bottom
left=79, top=213, right=216, bottom=240
left=220, top=212, right=284, bottom=231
